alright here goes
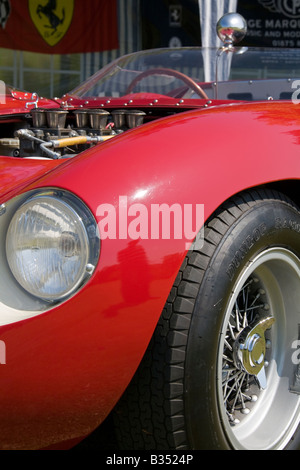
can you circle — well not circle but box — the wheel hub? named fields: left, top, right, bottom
left=234, top=316, right=275, bottom=389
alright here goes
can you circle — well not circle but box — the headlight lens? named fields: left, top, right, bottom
left=6, top=191, right=100, bottom=301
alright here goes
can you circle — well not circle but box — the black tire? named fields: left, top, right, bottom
left=114, top=188, right=300, bottom=450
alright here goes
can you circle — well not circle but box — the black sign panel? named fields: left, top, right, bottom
left=141, top=0, right=201, bottom=49
left=237, top=0, right=300, bottom=47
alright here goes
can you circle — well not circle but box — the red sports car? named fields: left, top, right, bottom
left=0, top=13, right=299, bottom=450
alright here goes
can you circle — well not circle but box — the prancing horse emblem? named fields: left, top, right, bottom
left=29, top=0, right=74, bottom=46
left=37, top=0, right=65, bottom=34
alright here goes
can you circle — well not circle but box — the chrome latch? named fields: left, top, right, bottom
left=25, top=92, right=39, bottom=109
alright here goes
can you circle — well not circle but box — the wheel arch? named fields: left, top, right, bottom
left=206, top=179, right=300, bottom=225
left=264, top=179, right=300, bottom=209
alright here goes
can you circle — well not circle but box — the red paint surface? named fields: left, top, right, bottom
left=0, top=101, right=299, bottom=449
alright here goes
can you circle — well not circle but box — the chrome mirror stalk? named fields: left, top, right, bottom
left=215, top=13, right=247, bottom=98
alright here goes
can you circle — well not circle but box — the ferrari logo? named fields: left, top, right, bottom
left=29, top=0, right=74, bottom=46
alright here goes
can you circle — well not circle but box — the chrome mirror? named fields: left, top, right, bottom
left=216, top=12, right=247, bottom=49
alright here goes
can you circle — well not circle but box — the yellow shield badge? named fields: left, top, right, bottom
left=29, top=0, right=74, bottom=47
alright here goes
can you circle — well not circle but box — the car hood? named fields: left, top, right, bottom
left=0, top=157, right=62, bottom=203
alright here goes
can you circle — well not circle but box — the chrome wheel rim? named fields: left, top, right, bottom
left=217, top=247, right=300, bottom=449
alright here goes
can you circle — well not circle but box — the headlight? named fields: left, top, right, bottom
left=6, top=190, right=100, bottom=302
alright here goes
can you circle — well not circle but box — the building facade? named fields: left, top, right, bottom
left=0, top=0, right=299, bottom=98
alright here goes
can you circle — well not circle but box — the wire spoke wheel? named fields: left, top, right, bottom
left=222, top=276, right=272, bottom=422
left=218, top=248, right=300, bottom=449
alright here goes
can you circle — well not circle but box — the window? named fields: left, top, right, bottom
left=0, top=48, right=81, bottom=97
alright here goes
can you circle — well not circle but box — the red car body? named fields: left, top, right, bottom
left=0, top=37, right=300, bottom=449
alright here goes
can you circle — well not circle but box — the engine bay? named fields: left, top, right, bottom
left=0, top=106, right=160, bottom=159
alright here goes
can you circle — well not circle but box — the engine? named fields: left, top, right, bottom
left=0, top=107, right=147, bottom=159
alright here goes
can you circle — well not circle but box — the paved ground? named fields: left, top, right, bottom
left=73, top=416, right=118, bottom=450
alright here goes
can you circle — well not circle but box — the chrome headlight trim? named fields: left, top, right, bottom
left=5, top=189, right=100, bottom=302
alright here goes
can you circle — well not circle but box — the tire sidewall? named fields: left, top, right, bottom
left=184, top=198, right=300, bottom=449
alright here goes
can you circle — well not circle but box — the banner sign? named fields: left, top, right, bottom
left=237, top=0, right=300, bottom=48
left=0, top=0, right=119, bottom=53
